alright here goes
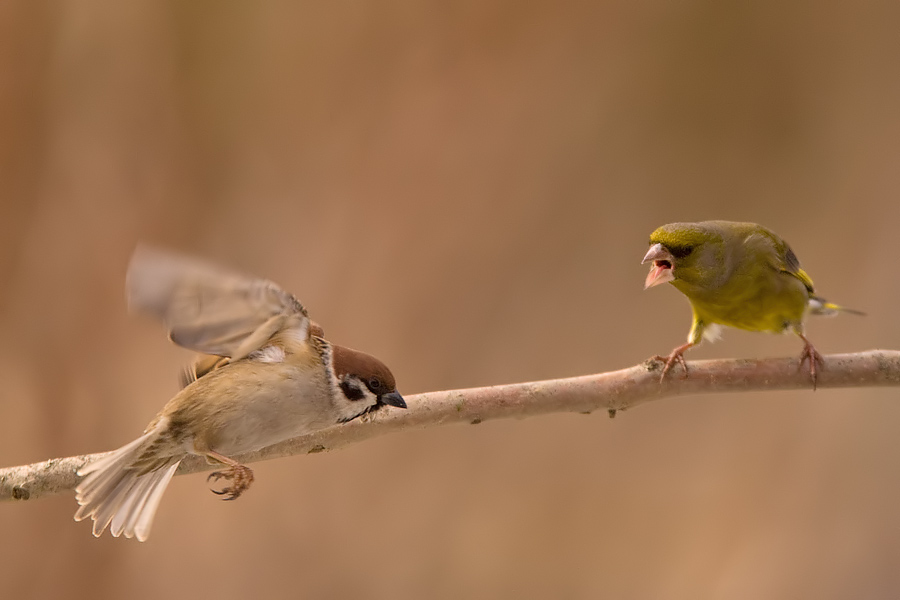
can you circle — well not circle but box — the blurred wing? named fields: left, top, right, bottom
left=127, top=245, right=310, bottom=359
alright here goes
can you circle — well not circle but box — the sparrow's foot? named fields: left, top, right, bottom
left=650, top=342, right=694, bottom=383
left=204, top=450, right=255, bottom=500
left=797, top=336, right=824, bottom=390
left=207, top=465, right=255, bottom=501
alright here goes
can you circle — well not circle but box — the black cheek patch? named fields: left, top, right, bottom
left=340, top=381, right=365, bottom=401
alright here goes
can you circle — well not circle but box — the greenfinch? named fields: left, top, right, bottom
left=642, top=220, right=861, bottom=388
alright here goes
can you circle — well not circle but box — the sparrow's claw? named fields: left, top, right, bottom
left=797, top=338, right=824, bottom=390
left=207, top=471, right=226, bottom=483
left=207, top=465, right=255, bottom=500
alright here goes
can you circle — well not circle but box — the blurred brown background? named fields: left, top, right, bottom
left=1, top=1, right=899, bottom=598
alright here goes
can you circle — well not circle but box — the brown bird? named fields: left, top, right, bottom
left=75, top=246, right=405, bottom=541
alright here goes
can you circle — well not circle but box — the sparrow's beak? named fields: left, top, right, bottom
left=380, top=391, right=407, bottom=409
left=642, top=243, right=676, bottom=289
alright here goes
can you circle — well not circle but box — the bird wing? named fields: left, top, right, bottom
left=744, top=228, right=815, bottom=294
left=778, top=244, right=815, bottom=293
left=127, top=245, right=311, bottom=361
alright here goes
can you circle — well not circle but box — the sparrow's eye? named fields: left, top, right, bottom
left=368, top=377, right=382, bottom=391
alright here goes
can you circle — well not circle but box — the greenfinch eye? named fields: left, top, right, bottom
left=670, top=245, right=694, bottom=259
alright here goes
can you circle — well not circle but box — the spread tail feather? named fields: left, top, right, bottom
left=808, top=296, right=865, bottom=317
left=75, top=420, right=180, bottom=541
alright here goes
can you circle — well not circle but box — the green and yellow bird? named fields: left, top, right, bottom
left=642, top=220, right=861, bottom=388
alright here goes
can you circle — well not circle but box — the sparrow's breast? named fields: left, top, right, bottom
left=177, top=350, right=336, bottom=457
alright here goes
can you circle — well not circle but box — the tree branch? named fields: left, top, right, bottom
left=3, top=350, right=899, bottom=503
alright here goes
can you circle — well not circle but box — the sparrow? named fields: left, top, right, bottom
left=74, top=246, right=406, bottom=541
left=642, top=220, right=861, bottom=387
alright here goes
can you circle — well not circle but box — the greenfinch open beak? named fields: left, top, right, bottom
left=642, top=243, right=675, bottom=289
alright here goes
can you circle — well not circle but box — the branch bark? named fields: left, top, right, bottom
left=3, top=350, right=899, bottom=503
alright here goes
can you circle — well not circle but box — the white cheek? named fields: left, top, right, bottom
left=335, top=380, right=381, bottom=423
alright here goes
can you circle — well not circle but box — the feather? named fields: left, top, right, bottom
left=127, top=245, right=310, bottom=360
left=75, top=418, right=181, bottom=541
